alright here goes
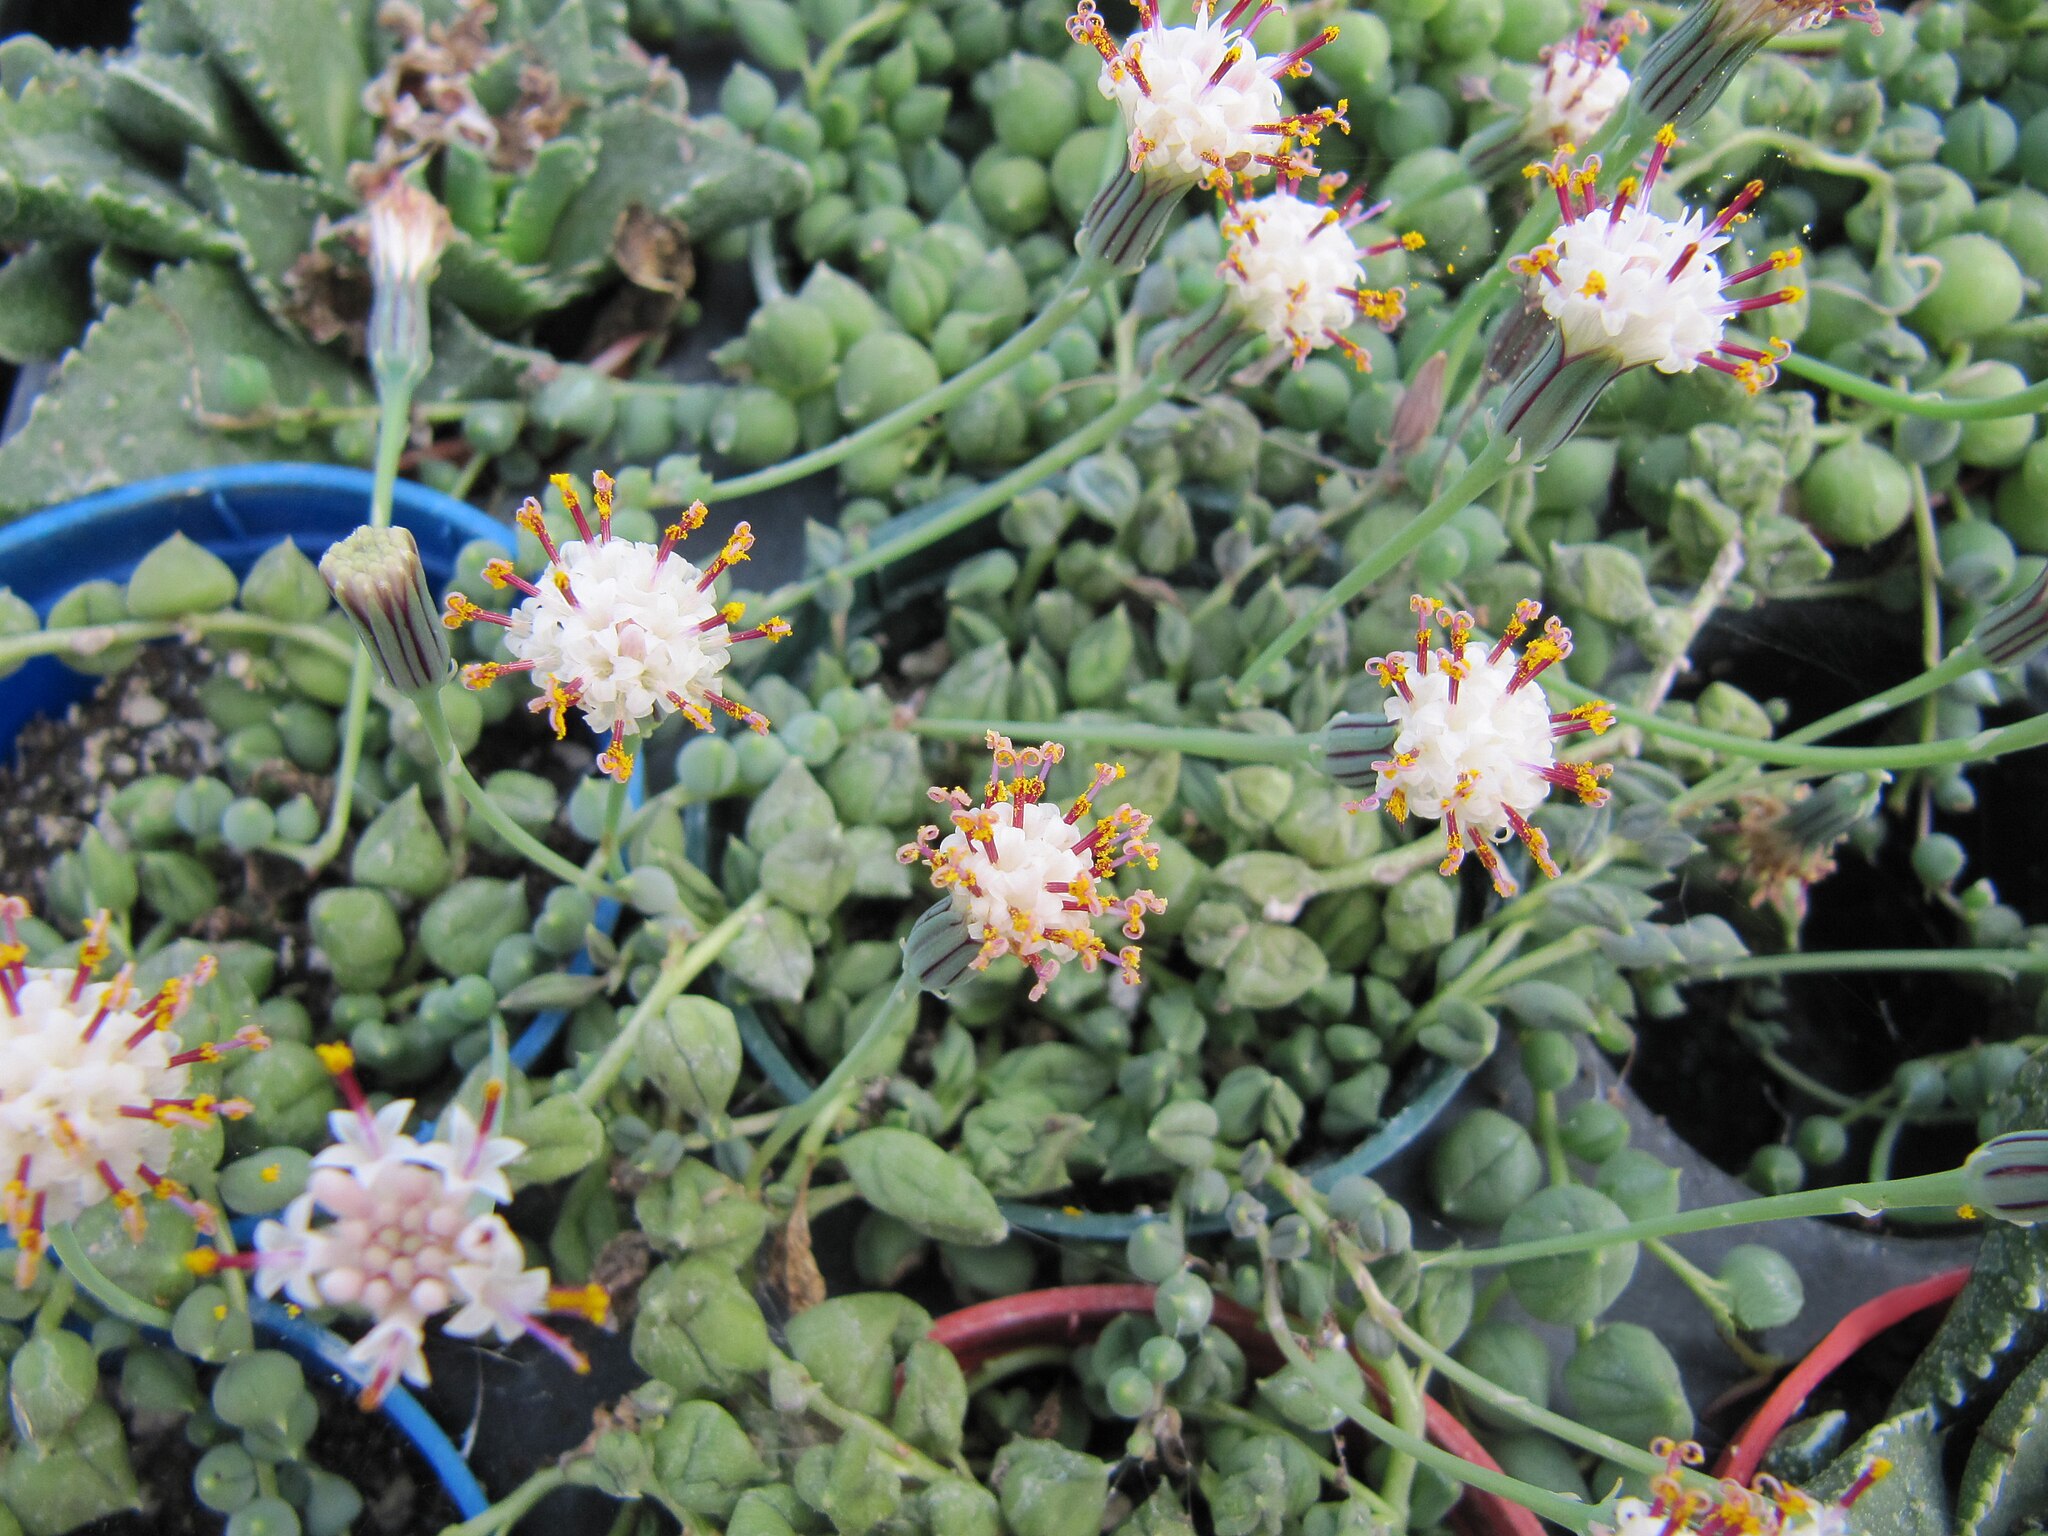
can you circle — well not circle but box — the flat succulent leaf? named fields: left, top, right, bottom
left=0, top=80, right=230, bottom=259
left=0, top=36, right=107, bottom=102
left=422, top=301, right=549, bottom=402
left=1893, top=1048, right=2048, bottom=1422
left=0, top=261, right=366, bottom=518
left=182, top=0, right=370, bottom=184
left=491, top=136, right=596, bottom=266
left=1809, top=1409, right=1948, bottom=1536
left=134, top=0, right=210, bottom=53
left=543, top=103, right=809, bottom=289
left=0, top=243, right=92, bottom=364
left=437, top=232, right=573, bottom=330
left=183, top=151, right=346, bottom=331
left=103, top=51, right=263, bottom=160
left=1959, top=1345, right=2048, bottom=1536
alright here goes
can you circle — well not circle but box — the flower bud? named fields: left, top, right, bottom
left=902, top=898, right=978, bottom=996
left=365, top=180, right=452, bottom=393
left=1972, top=566, right=2048, bottom=669
left=318, top=525, right=451, bottom=695
left=1633, top=0, right=1880, bottom=130
left=1961, top=1131, right=2048, bottom=1225
left=1388, top=352, right=1448, bottom=457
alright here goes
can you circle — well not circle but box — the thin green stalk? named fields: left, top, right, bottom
left=1645, top=1238, right=1780, bottom=1374
left=906, top=715, right=1319, bottom=764
left=774, top=380, right=1167, bottom=608
left=274, top=386, right=413, bottom=872
left=748, top=975, right=917, bottom=1190
left=1550, top=677, right=2048, bottom=771
left=803, top=0, right=910, bottom=103
left=1235, top=439, right=1516, bottom=695
left=1420, top=1168, right=1967, bottom=1269
left=1256, top=1258, right=1600, bottom=1533
left=707, top=269, right=1104, bottom=503
left=598, top=771, right=632, bottom=879
left=1686, top=948, right=2048, bottom=983
left=48, top=1224, right=173, bottom=1330
left=572, top=891, right=770, bottom=1109
left=437, top=1467, right=571, bottom=1536
left=415, top=690, right=620, bottom=897
left=1783, top=352, right=2048, bottom=421
left=1375, top=1351, right=1427, bottom=1521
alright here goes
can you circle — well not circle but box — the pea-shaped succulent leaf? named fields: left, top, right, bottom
left=651, top=1400, right=768, bottom=1520
left=1429, top=1109, right=1542, bottom=1224
left=1455, top=1321, right=1553, bottom=1432
left=642, top=997, right=743, bottom=1125
left=420, top=877, right=529, bottom=977
left=1501, top=1185, right=1638, bottom=1325
left=347, top=786, right=451, bottom=899
left=219, top=1149, right=313, bottom=1215
left=1562, top=1323, right=1693, bottom=1444
left=836, top=1128, right=1006, bottom=1246
left=126, top=533, right=237, bottom=620
left=632, top=1260, right=772, bottom=1397
left=9, top=1332, right=98, bottom=1448
left=1594, top=1149, right=1681, bottom=1222
left=993, top=1439, right=1109, bottom=1536
left=0, top=1401, right=139, bottom=1533
left=239, top=540, right=330, bottom=623
left=1717, top=1244, right=1805, bottom=1330
left=307, top=887, right=404, bottom=992
left=505, top=1093, right=604, bottom=1185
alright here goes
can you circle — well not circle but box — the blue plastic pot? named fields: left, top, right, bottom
left=0, top=464, right=574, bottom=1520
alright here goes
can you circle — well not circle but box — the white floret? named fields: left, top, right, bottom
left=505, top=538, right=733, bottom=733
left=936, top=801, right=1093, bottom=960
left=1540, top=203, right=1729, bottom=372
left=1221, top=193, right=1367, bottom=350
left=1530, top=52, right=1632, bottom=147
left=1374, top=649, right=1555, bottom=839
left=1101, top=16, right=1285, bottom=181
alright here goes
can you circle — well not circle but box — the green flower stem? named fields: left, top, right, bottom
left=1269, top=1162, right=1683, bottom=1484
left=803, top=0, right=910, bottom=103
left=1686, top=947, right=2048, bottom=983
left=47, top=1224, right=173, bottom=1330
left=1781, top=351, right=2048, bottom=420
left=1255, top=1256, right=1600, bottom=1533
left=747, top=975, right=917, bottom=1192
left=773, top=379, right=1167, bottom=609
left=1549, top=676, right=2048, bottom=771
left=1645, top=1237, right=1780, bottom=1375
left=414, top=689, right=621, bottom=898
left=706, top=266, right=1106, bottom=504
left=906, top=715, right=1319, bottom=764
left=1236, top=439, right=1517, bottom=696
left=571, top=890, right=770, bottom=1110
left=1673, top=647, right=1988, bottom=814
left=274, top=386, right=414, bottom=873
left=1420, top=1168, right=1968, bottom=1271
left=1375, top=1349, right=1428, bottom=1522
left=438, top=1467, right=570, bottom=1536
left=598, top=769, right=632, bottom=879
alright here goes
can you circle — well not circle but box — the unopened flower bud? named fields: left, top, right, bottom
left=1388, top=353, right=1447, bottom=456
left=1961, top=1131, right=2048, bottom=1225
left=1973, top=566, right=2048, bottom=669
left=902, top=899, right=978, bottom=996
left=1633, top=0, right=1879, bottom=130
left=319, top=526, right=451, bottom=695
left=365, top=180, right=452, bottom=392
left=1317, top=711, right=1400, bottom=790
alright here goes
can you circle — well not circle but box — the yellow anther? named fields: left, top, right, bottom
left=315, top=1042, right=356, bottom=1076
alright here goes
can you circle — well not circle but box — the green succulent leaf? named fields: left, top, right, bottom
left=183, top=151, right=344, bottom=332
left=1810, top=1409, right=1948, bottom=1536
left=1958, top=1343, right=2048, bottom=1536
left=103, top=51, right=264, bottom=160
left=0, top=243, right=90, bottom=364
left=180, top=0, right=370, bottom=184
left=0, top=261, right=367, bottom=517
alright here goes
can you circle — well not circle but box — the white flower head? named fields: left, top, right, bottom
left=1218, top=179, right=1417, bottom=368
left=236, top=1052, right=608, bottom=1410
left=900, top=733, right=1166, bottom=1000
left=0, top=901, right=263, bottom=1285
left=366, top=179, right=453, bottom=291
left=444, top=472, right=791, bottom=783
left=1069, top=0, right=1345, bottom=186
left=1590, top=1438, right=1890, bottom=1536
left=1347, top=598, right=1615, bottom=898
left=1528, top=7, right=1644, bottom=148
left=1510, top=129, right=1804, bottom=388
left=1711, top=0, right=1881, bottom=41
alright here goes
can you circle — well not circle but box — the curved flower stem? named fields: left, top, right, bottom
left=1550, top=677, right=2048, bottom=771
left=1255, top=1253, right=1602, bottom=1533
left=803, top=0, right=910, bottom=103
left=272, top=386, right=414, bottom=873
left=1671, top=646, right=1988, bottom=814
left=706, top=265, right=1106, bottom=503
left=1235, top=439, right=1517, bottom=697
left=1645, top=1238, right=1782, bottom=1374
left=772, top=379, right=1168, bottom=609
left=1781, top=351, right=2048, bottom=421
left=414, top=689, right=622, bottom=899
left=571, top=890, right=770, bottom=1110
left=906, top=715, right=1320, bottom=764
left=48, top=1224, right=174, bottom=1330
left=1686, top=947, right=2048, bottom=982
left=747, top=975, right=917, bottom=1192
left=1419, top=1168, right=1968, bottom=1270
left=598, top=772, right=632, bottom=879
left=437, top=1467, right=570, bottom=1536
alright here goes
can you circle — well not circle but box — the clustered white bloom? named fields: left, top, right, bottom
left=1511, top=128, right=1805, bottom=390
left=1070, top=0, right=1343, bottom=185
left=365, top=179, right=453, bottom=291
left=1527, top=8, right=1644, bottom=148
left=900, top=734, right=1166, bottom=1000
left=1592, top=1439, right=1890, bottom=1536
left=0, top=899, right=262, bottom=1285
left=1218, top=178, right=1416, bottom=368
left=228, top=1047, right=606, bottom=1409
left=1708, top=0, right=1880, bottom=40
left=444, top=471, right=790, bottom=783
left=1347, top=597, right=1614, bottom=898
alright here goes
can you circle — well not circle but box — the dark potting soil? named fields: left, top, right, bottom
left=0, top=644, right=603, bottom=1022
left=1626, top=599, right=2041, bottom=1184
left=80, top=1362, right=460, bottom=1536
